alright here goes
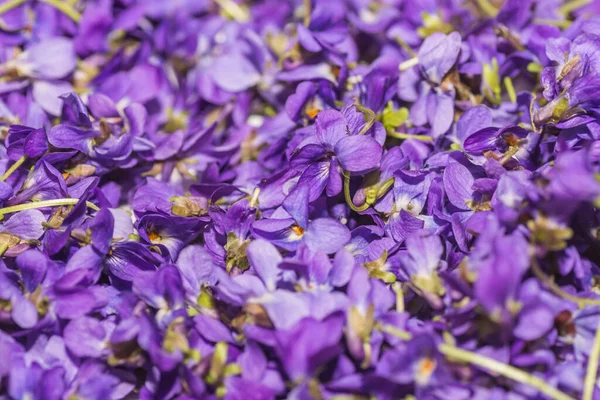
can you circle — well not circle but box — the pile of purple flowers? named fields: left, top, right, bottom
left=2, top=0, right=600, bottom=398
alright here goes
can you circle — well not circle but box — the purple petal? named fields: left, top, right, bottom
left=443, top=162, right=475, bottom=210
left=247, top=239, right=283, bottom=292
left=334, top=135, right=382, bottom=172
left=209, top=52, right=261, bottom=92
left=418, top=31, right=462, bottom=83
left=304, top=218, right=350, bottom=254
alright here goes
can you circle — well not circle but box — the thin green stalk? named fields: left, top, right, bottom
left=583, top=319, right=600, bottom=400
left=376, top=177, right=395, bottom=199
left=504, top=76, right=517, bottom=104
left=533, top=19, right=571, bottom=29
left=40, top=0, right=81, bottom=22
left=0, top=0, right=26, bottom=16
left=438, top=344, right=575, bottom=400
left=343, top=172, right=369, bottom=213
left=0, top=243, right=8, bottom=257
left=379, top=324, right=412, bottom=341
left=0, top=155, right=26, bottom=182
left=559, top=0, right=591, bottom=16
left=382, top=325, right=575, bottom=400
left=476, top=0, right=500, bottom=17
left=387, top=131, right=434, bottom=142
left=0, top=198, right=99, bottom=217
left=393, top=37, right=416, bottom=58
left=214, top=0, right=249, bottom=22
left=531, top=257, right=600, bottom=307
left=399, top=57, right=419, bottom=72
left=354, top=103, right=376, bottom=135
left=303, top=0, right=311, bottom=27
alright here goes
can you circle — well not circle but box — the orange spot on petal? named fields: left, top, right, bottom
left=306, top=107, right=320, bottom=119
left=148, top=231, right=161, bottom=242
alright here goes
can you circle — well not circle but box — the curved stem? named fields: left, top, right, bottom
left=376, top=176, right=395, bottom=199
left=0, top=198, right=99, bottom=217
left=387, top=131, right=434, bottom=142
left=303, top=0, right=311, bottom=27
left=354, top=103, right=376, bottom=135
left=40, top=0, right=81, bottom=22
left=559, top=0, right=591, bottom=16
left=381, top=325, right=575, bottom=400
left=0, top=155, right=26, bottom=182
left=530, top=257, right=600, bottom=307
left=343, top=172, right=369, bottom=213
left=438, top=344, right=575, bottom=400
left=0, top=0, right=26, bottom=15
left=583, top=319, right=600, bottom=400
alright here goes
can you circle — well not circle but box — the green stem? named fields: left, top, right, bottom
left=533, top=18, right=571, bottom=29
left=40, top=0, right=81, bottom=22
left=0, top=0, right=26, bottom=15
left=559, top=0, right=591, bottom=16
left=503, top=76, right=517, bottom=104
left=438, top=344, right=575, bottom=400
left=583, top=319, right=600, bottom=400
left=214, top=0, right=249, bottom=22
left=0, top=198, right=99, bottom=217
left=343, top=172, right=369, bottom=213
left=393, top=37, right=416, bottom=58
left=382, top=325, right=575, bottom=400
left=354, top=103, right=376, bottom=135
left=399, top=57, right=419, bottom=72
left=0, top=155, right=26, bottom=182
left=387, top=131, right=434, bottom=142
left=531, top=257, right=600, bottom=307
left=379, top=323, right=412, bottom=341
left=476, top=0, right=500, bottom=17
left=376, top=177, right=395, bottom=199
left=303, top=0, right=311, bottom=27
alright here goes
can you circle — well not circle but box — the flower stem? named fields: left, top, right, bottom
left=376, top=177, right=395, bottom=199
left=214, top=0, right=249, bottom=22
left=533, top=18, right=571, bottom=29
left=387, top=131, right=434, bottom=142
left=379, top=324, right=412, bottom=341
left=438, top=344, right=575, bottom=400
left=0, top=199, right=99, bottom=217
left=559, top=0, right=591, bottom=16
left=303, top=0, right=311, bottom=27
left=0, top=0, right=26, bottom=15
left=354, top=102, right=376, bottom=135
left=382, top=325, right=575, bottom=400
left=399, top=57, right=419, bottom=72
left=531, top=256, right=600, bottom=307
left=476, top=0, right=500, bottom=17
left=0, top=156, right=26, bottom=182
left=343, top=172, right=369, bottom=213
left=40, top=0, right=81, bottom=23
left=583, top=319, right=600, bottom=400
left=504, top=76, right=517, bottom=104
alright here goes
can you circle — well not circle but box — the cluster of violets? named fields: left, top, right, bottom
left=4, top=0, right=600, bottom=399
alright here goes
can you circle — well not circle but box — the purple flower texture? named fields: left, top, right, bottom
left=2, top=0, right=600, bottom=399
